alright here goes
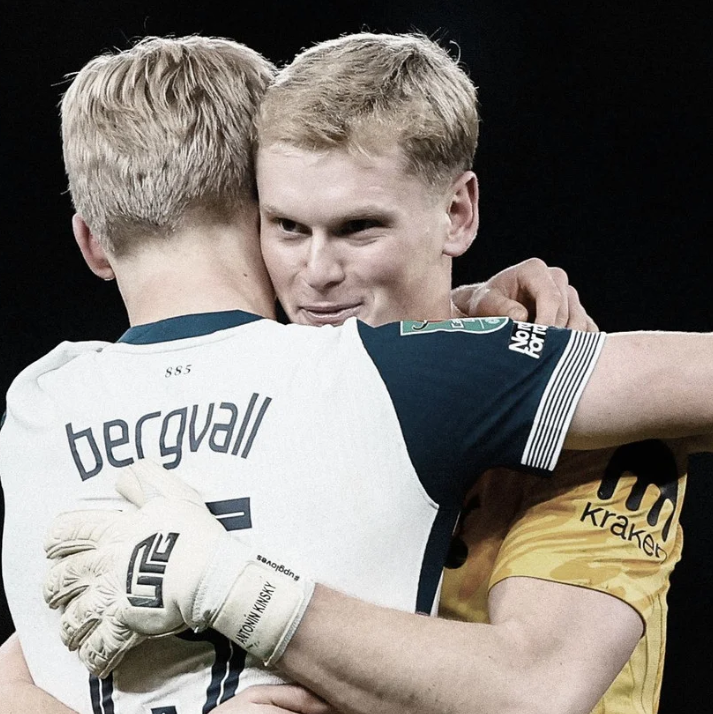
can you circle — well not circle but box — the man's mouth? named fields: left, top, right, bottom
left=298, top=303, right=363, bottom=326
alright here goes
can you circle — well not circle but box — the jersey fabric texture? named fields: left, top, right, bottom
left=440, top=441, right=686, bottom=714
left=0, top=311, right=604, bottom=714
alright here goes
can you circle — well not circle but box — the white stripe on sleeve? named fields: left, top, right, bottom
left=521, top=331, right=606, bottom=471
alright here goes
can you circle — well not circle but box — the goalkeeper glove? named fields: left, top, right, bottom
left=44, top=459, right=314, bottom=678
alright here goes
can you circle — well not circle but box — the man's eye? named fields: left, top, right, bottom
left=277, top=219, right=303, bottom=234
left=339, top=219, right=382, bottom=235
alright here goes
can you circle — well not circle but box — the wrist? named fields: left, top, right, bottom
left=199, top=538, right=315, bottom=665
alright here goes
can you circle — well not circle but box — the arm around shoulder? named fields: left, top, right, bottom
left=276, top=578, right=641, bottom=714
left=566, top=331, right=713, bottom=449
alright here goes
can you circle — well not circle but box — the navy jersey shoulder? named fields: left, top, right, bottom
left=357, top=317, right=604, bottom=508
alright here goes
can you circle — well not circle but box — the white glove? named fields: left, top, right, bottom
left=44, top=460, right=314, bottom=678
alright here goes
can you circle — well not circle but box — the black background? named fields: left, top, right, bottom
left=1, top=1, right=712, bottom=710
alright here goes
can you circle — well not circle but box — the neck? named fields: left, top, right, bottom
left=112, top=219, right=276, bottom=326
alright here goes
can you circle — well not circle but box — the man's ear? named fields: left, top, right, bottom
left=442, top=171, right=479, bottom=258
left=72, top=214, right=115, bottom=280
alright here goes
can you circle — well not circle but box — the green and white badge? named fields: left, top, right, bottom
left=400, top=316, right=509, bottom=336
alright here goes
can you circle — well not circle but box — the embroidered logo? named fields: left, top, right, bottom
left=400, top=317, right=509, bottom=336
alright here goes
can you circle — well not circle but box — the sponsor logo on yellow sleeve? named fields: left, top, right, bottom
left=579, top=441, right=680, bottom=561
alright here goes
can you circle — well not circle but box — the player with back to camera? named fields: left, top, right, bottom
left=0, top=32, right=693, bottom=712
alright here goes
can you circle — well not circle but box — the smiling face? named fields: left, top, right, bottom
left=257, top=143, right=477, bottom=327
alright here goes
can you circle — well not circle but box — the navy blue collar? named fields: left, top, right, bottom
left=118, top=310, right=264, bottom=345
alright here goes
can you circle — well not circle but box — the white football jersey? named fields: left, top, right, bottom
left=1, top=311, right=604, bottom=713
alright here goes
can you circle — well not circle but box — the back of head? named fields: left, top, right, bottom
left=62, top=36, right=276, bottom=257
left=258, top=32, right=479, bottom=190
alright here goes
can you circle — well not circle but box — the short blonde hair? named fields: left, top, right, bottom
left=258, top=33, right=479, bottom=190
left=61, top=35, right=275, bottom=255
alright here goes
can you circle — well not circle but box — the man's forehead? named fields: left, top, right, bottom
left=256, top=143, right=429, bottom=206
left=258, top=141, right=402, bottom=168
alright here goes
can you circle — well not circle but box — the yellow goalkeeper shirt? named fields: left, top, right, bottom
left=440, top=440, right=686, bottom=714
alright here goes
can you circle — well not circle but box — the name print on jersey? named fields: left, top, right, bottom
left=65, top=394, right=272, bottom=480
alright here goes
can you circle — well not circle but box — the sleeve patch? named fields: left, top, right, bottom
left=399, top=317, right=509, bottom=336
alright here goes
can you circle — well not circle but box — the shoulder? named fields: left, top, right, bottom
left=4, top=340, right=109, bottom=430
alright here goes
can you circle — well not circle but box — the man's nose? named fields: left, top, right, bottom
left=302, top=237, right=345, bottom=290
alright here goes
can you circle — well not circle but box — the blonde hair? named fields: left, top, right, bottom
left=61, top=35, right=275, bottom=255
left=258, top=33, right=479, bottom=190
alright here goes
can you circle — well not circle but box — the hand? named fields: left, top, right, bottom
left=44, top=460, right=312, bottom=679
left=214, top=685, right=337, bottom=713
left=452, top=258, right=598, bottom=331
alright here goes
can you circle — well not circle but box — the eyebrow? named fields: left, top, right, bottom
left=259, top=204, right=288, bottom=218
left=260, top=203, right=397, bottom=225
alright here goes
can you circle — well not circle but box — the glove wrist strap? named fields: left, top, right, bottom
left=199, top=538, right=315, bottom=665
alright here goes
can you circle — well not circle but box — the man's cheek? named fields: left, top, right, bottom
left=262, top=251, right=290, bottom=289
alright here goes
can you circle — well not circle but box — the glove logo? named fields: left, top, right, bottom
left=126, top=532, right=180, bottom=608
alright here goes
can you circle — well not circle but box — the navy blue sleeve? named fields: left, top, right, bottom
left=357, top=317, right=605, bottom=508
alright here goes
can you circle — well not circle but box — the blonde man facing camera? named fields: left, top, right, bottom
left=253, top=33, right=685, bottom=714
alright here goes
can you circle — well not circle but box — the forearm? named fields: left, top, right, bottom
left=567, top=331, right=713, bottom=449
left=277, top=576, right=639, bottom=714
left=0, top=681, right=78, bottom=714
left=279, top=587, right=541, bottom=714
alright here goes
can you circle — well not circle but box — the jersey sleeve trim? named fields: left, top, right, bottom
left=521, top=330, right=605, bottom=470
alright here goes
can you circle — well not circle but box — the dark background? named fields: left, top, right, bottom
left=1, top=1, right=712, bottom=710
